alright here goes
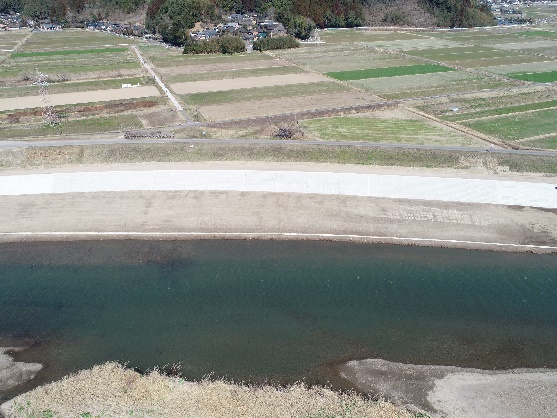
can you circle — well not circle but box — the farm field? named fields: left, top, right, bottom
left=1, top=27, right=557, bottom=152
left=170, top=73, right=329, bottom=94
left=267, top=27, right=557, bottom=149
left=163, top=65, right=303, bottom=84
left=18, top=29, right=140, bottom=51
left=462, top=107, right=557, bottom=142
left=0, top=114, right=142, bottom=139
left=182, top=81, right=350, bottom=107
left=194, top=90, right=377, bottom=121
left=0, top=86, right=160, bottom=112
left=0, top=29, right=179, bottom=138
left=326, top=64, right=453, bottom=80
left=300, top=111, right=484, bottom=147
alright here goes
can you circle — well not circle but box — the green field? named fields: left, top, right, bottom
left=507, top=70, right=557, bottom=83
left=518, top=135, right=557, bottom=149
left=326, top=64, right=453, bottom=80
left=11, top=47, right=127, bottom=58
left=301, top=115, right=483, bottom=146
left=441, top=99, right=557, bottom=122
left=463, top=108, right=557, bottom=141
left=0, top=114, right=142, bottom=139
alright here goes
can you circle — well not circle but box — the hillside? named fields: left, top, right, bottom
left=1, top=0, right=495, bottom=35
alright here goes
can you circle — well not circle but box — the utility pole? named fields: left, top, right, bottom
left=35, top=68, right=60, bottom=126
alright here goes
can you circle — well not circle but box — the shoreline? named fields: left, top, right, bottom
left=0, top=231, right=556, bottom=254
left=0, top=348, right=42, bottom=393
left=338, top=358, right=557, bottom=417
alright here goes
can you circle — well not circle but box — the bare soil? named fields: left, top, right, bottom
left=0, top=86, right=160, bottom=112
left=199, top=91, right=381, bottom=121
left=170, top=73, right=329, bottom=95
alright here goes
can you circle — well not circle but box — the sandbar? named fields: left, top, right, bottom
left=0, top=347, right=42, bottom=391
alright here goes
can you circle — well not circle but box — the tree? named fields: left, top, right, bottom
left=0, top=0, right=23, bottom=14
left=288, top=14, right=314, bottom=40
left=149, top=0, right=216, bottom=45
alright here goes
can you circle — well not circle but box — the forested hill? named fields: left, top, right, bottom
left=1, top=0, right=495, bottom=33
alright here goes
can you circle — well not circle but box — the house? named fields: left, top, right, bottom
left=40, top=23, right=62, bottom=31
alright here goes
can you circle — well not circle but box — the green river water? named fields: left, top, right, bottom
left=1, top=239, right=556, bottom=400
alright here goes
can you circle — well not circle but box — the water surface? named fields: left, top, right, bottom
left=1, top=240, right=556, bottom=400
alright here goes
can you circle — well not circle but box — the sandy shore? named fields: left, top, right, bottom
left=338, top=359, right=557, bottom=417
left=0, top=348, right=42, bottom=392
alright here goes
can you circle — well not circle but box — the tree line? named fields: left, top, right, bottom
left=2, top=0, right=495, bottom=42
left=0, top=0, right=145, bottom=21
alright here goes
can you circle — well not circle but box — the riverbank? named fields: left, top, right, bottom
left=0, top=362, right=412, bottom=418
left=339, top=359, right=557, bottom=417
left=0, top=162, right=556, bottom=253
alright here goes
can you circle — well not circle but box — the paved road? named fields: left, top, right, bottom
left=1, top=137, right=556, bottom=156
left=1, top=169, right=556, bottom=208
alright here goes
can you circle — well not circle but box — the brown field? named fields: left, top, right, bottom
left=157, top=58, right=294, bottom=75
left=171, top=73, right=329, bottom=94
left=198, top=90, right=381, bottom=121
left=0, top=86, right=160, bottom=112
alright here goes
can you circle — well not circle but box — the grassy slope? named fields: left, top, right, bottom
left=2, top=143, right=556, bottom=174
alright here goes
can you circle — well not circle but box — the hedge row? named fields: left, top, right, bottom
left=183, top=34, right=246, bottom=54
left=253, top=36, right=299, bottom=51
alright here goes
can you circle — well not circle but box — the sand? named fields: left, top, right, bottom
left=170, top=73, right=329, bottom=94
left=0, top=348, right=42, bottom=392
left=339, top=358, right=557, bottom=417
left=0, top=86, right=161, bottom=112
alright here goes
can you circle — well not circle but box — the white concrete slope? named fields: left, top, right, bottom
left=0, top=170, right=556, bottom=209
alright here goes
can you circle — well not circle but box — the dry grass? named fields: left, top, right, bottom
left=3, top=362, right=412, bottom=418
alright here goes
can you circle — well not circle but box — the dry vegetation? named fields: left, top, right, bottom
left=2, top=363, right=412, bottom=418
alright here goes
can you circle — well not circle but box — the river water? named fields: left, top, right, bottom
left=1, top=239, right=556, bottom=400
